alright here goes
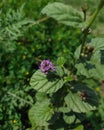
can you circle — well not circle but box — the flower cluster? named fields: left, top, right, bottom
left=39, top=60, right=56, bottom=74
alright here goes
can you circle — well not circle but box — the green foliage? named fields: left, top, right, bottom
left=74, top=125, right=84, bottom=130
left=57, top=57, right=66, bottom=66
left=28, top=58, right=98, bottom=129
left=28, top=98, right=53, bottom=129
left=0, top=0, right=81, bottom=129
left=30, top=69, right=64, bottom=94
left=0, top=0, right=104, bottom=130
left=75, top=38, right=104, bottom=80
left=65, top=91, right=96, bottom=113
left=41, top=2, right=84, bottom=28
left=28, top=1, right=104, bottom=130
left=0, top=4, right=34, bottom=53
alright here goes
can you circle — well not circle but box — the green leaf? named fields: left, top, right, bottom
left=75, top=38, right=104, bottom=80
left=63, top=114, right=76, bottom=124
left=56, top=66, right=70, bottom=77
left=58, top=107, right=71, bottom=113
left=75, top=62, right=104, bottom=80
left=75, top=63, right=92, bottom=78
left=30, top=69, right=64, bottom=94
left=90, top=38, right=104, bottom=65
left=28, top=99, right=53, bottom=128
left=64, top=75, right=73, bottom=82
left=57, top=128, right=64, bottom=130
left=57, top=57, right=66, bottom=66
left=35, top=92, right=48, bottom=102
left=65, top=91, right=96, bottom=113
left=74, top=45, right=81, bottom=60
left=74, top=125, right=84, bottom=130
left=26, top=128, right=31, bottom=130
left=72, top=82, right=98, bottom=106
left=41, top=2, right=84, bottom=28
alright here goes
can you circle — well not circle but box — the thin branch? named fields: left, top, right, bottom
left=79, top=0, right=104, bottom=57
left=27, top=16, right=49, bottom=28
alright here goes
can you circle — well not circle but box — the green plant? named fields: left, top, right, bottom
left=0, top=0, right=81, bottom=129
left=28, top=0, right=104, bottom=130
left=0, top=0, right=104, bottom=129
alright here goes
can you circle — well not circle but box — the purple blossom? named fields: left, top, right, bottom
left=39, top=60, right=56, bottom=74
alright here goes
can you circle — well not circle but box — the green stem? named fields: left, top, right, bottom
left=86, top=8, right=100, bottom=30
left=86, top=0, right=104, bottom=29
left=27, top=17, right=48, bottom=28
left=80, top=0, right=104, bottom=57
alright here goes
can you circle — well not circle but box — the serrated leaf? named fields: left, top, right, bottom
left=41, top=2, right=84, bottom=28
left=75, top=63, right=93, bottom=78
left=72, top=82, right=98, bottom=106
left=28, top=99, right=53, bottom=128
left=75, top=62, right=104, bottom=80
left=30, top=69, right=64, bottom=94
left=90, top=38, right=104, bottom=65
left=65, top=91, right=96, bottom=113
left=75, top=38, right=104, bottom=80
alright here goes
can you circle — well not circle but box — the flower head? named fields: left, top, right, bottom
left=39, top=60, right=56, bottom=74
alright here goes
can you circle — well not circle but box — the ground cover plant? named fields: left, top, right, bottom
left=0, top=0, right=104, bottom=130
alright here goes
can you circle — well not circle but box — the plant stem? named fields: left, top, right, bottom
left=80, top=0, right=104, bottom=56
left=27, top=16, right=48, bottom=28
left=86, top=8, right=100, bottom=30
left=86, top=0, right=104, bottom=29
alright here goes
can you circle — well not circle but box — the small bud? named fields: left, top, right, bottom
left=13, top=120, right=17, bottom=124
left=81, top=53, right=85, bottom=57
left=82, top=96, right=87, bottom=100
left=22, top=55, right=26, bottom=60
left=88, top=46, right=94, bottom=52
left=88, top=28, right=92, bottom=34
left=81, top=28, right=85, bottom=32
left=25, top=71, right=29, bottom=75
left=95, top=87, right=100, bottom=92
left=81, top=5, right=88, bottom=12
left=84, top=54, right=88, bottom=57
left=72, top=75, right=78, bottom=81
left=84, top=45, right=94, bottom=54
left=48, top=38, right=52, bottom=42
left=79, top=91, right=88, bottom=101
left=81, top=28, right=92, bottom=34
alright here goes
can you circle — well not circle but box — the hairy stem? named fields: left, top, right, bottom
left=80, top=0, right=104, bottom=56
left=86, top=8, right=101, bottom=30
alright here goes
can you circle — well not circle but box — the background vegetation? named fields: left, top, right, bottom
left=0, top=0, right=104, bottom=130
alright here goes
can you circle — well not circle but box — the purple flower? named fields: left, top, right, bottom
left=39, top=60, right=56, bottom=74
